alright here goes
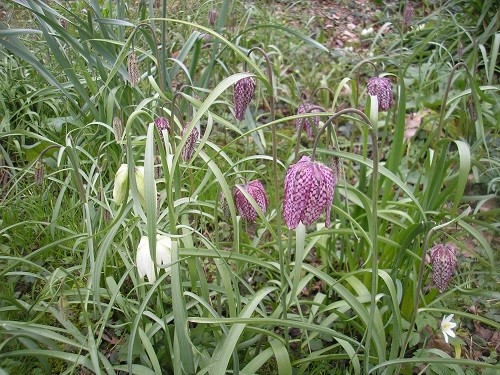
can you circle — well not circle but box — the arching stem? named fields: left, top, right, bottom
left=311, top=108, right=379, bottom=373
left=247, top=46, right=290, bottom=340
left=436, top=62, right=467, bottom=143
left=293, top=105, right=326, bottom=162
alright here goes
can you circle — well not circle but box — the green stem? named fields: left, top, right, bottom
left=292, top=105, right=325, bottom=163
left=311, top=108, right=378, bottom=373
left=435, top=62, right=467, bottom=144
left=247, top=46, right=288, bottom=342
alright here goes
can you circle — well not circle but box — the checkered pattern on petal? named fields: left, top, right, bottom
left=283, top=156, right=337, bottom=229
left=296, top=103, right=321, bottom=139
left=430, top=244, right=458, bottom=293
left=181, top=124, right=199, bottom=161
left=233, top=180, right=268, bottom=222
left=367, top=77, right=394, bottom=111
left=154, top=117, right=169, bottom=132
left=234, top=76, right=256, bottom=121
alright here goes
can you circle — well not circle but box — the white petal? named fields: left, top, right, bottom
left=136, top=237, right=150, bottom=277
left=443, top=332, right=449, bottom=343
left=113, top=164, right=129, bottom=204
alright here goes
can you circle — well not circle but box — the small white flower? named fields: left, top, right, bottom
left=361, top=27, right=374, bottom=36
left=112, top=164, right=148, bottom=205
left=136, top=235, right=172, bottom=284
left=441, top=314, right=457, bottom=343
left=113, top=164, right=129, bottom=204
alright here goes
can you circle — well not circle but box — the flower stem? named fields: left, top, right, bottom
left=247, top=46, right=288, bottom=342
left=311, top=108, right=378, bottom=372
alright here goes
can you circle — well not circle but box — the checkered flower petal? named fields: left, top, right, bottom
left=181, top=124, right=199, bottom=161
left=154, top=117, right=170, bottom=132
left=296, top=103, right=321, bottom=139
left=283, top=156, right=337, bottom=229
left=367, top=77, right=394, bottom=111
left=233, top=180, right=268, bottom=222
left=234, top=76, right=256, bottom=121
left=430, top=244, right=458, bottom=293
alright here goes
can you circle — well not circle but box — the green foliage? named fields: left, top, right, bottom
left=0, top=0, right=498, bottom=374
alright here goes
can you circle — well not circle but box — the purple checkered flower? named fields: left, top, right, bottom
left=154, top=117, right=170, bottom=132
left=430, top=244, right=458, bottom=293
left=233, top=75, right=256, bottom=121
left=208, top=9, right=217, bottom=26
left=403, top=2, right=414, bottom=30
left=181, top=123, right=199, bottom=161
left=367, top=77, right=394, bottom=111
left=296, top=103, right=321, bottom=139
left=283, top=156, right=338, bottom=229
left=233, top=180, right=268, bottom=222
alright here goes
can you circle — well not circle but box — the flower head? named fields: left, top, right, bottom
left=440, top=314, right=457, bottom=344
left=233, top=75, right=256, bottom=121
left=430, top=244, right=457, bottom=293
left=208, top=9, right=218, bottom=26
left=283, top=156, right=338, bottom=229
left=403, top=2, right=414, bottom=30
left=233, top=180, right=268, bottom=222
left=154, top=117, right=170, bottom=132
left=112, top=164, right=146, bottom=205
left=296, top=103, right=321, bottom=139
left=136, top=235, right=172, bottom=284
left=181, top=123, right=200, bottom=161
left=367, top=77, right=394, bottom=111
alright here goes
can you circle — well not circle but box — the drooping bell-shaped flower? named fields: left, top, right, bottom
left=181, top=123, right=200, bottom=161
left=208, top=9, right=218, bottom=26
left=402, top=2, right=414, bottom=30
left=233, top=180, right=268, bottom=222
left=154, top=117, right=170, bottom=132
left=136, top=235, right=172, bottom=284
left=112, top=164, right=146, bottom=205
left=367, top=77, right=394, bottom=111
left=430, top=244, right=457, bottom=293
left=296, top=102, right=321, bottom=139
left=233, top=76, right=256, bottom=121
left=283, top=156, right=338, bottom=229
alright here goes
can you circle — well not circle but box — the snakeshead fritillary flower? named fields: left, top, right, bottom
left=440, top=314, right=457, bottom=344
left=367, top=77, right=394, bottom=111
left=430, top=244, right=457, bottom=293
left=233, top=75, right=256, bottom=121
left=136, top=235, right=172, bottom=284
left=233, top=180, right=268, bottom=222
left=112, top=164, right=146, bottom=205
left=283, top=156, right=337, bottom=229
left=403, top=2, right=414, bottom=30
left=208, top=9, right=217, bottom=26
left=296, top=103, right=321, bottom=139
left=181, top=124, right=199, bottom=161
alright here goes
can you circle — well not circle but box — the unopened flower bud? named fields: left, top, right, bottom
left=35, top=160, right=44, bottom=186
left=113, top=116, right=123, bottom=142
left=467, top=96, right=477, bottom=122
left=181, top=124, right=200, bottom=161
left=128, top=52, right=139, bottom=86
left=219, top=192, right=231, bottom=220
left=296, top=103, right=321, bottom=139
left=403, top=2, right=414, bottom=30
